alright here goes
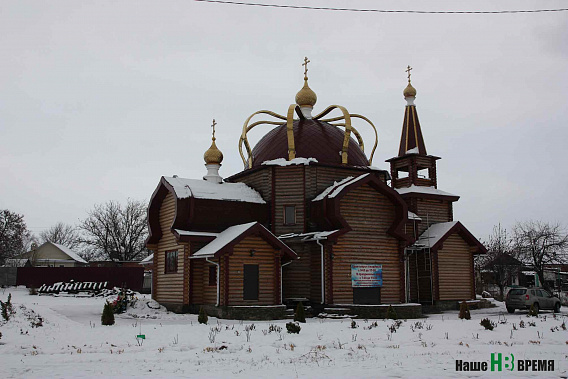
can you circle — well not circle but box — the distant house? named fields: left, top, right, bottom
left=17, top=241, right=87, bottom=267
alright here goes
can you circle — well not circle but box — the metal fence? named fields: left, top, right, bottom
left=0, top=267, right=17, bottom=286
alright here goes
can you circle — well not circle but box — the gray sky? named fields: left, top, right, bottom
left=1, top=0, right=567, bottom=241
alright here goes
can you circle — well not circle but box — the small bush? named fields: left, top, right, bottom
left=28, top=287, right=38, bottom=296
left=386, top=305, right=398, bottom=320
left=101, top=301, right=115, bottom=326
left=294, top=302, right=306, bottom=323
left=286, top=322, right=301, bottom=334
left=459, top=301, right=471, bottom=320
left=198, top=306, right=208, bottom=325
left=480, top=318, right=495, bottom=331
left=350, top=320, right=358, bottom=329
left=529, top=303, right=538, bottom=317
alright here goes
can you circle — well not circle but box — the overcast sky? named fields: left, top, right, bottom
left=1, top=0, right=567, bottom=241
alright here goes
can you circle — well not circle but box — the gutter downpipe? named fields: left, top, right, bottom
left=280, top=260, right=293, bottom=304
left=205, top=258, right=220, bottom=306
left=316, top=239, right=326, bottom=304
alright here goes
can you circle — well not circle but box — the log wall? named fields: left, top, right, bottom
left=332, top=184, right=402, bottom=304
left=437, top=234, right=474, bottom=301
left=155, top=192, right=186, bottom=304
left=226, top=236, right=279, bottom=306
left=415, top=198, right=452, bottom=235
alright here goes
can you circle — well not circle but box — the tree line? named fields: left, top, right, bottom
left=0, top=199, right=149, bottom=264
left=478, top=221, right=568, bottom=297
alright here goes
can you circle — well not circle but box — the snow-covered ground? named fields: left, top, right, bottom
left=0, top=287, right=567, bottom=378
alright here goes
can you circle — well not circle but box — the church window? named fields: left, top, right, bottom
left=165, top=250, right=178, bottom=274
left=208, top=265, right=217, bottom=286
left=243, top=264, right=259, bottom=300
left=284, top=205, right=296, bottom=225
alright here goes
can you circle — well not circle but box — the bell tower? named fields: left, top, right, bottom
left=387, top=66, right=440, bottom=190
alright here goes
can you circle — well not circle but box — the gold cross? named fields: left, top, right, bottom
left=302, top=57, right=310, bottom=79
left=405, top=65, right=413, bottom=83
left=211, top=119, right=217, bottom=140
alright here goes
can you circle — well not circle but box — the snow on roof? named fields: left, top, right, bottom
left=395, top=185, right=458, bottom=198
left=163, top=176, right=265, bottom=204
left=279, top=230, right=340, bottom=241
left=415, top=221, right=458, bottom=248
left=3, top=258, right=30, bottom=267
left=51, top=242, right=87, bottom=263
left=140, top=254, right=153, bottom=265
left=174, top=229, right=220, bottom=238
left=405, top=147, right=419, bottom=155
left=262, top=157, right=318, bottom=166
left=408, top=211, right=421, bottom=221
left=312, top=174, right=370, bottom=202
left=191, top=222, right=258, bottom=258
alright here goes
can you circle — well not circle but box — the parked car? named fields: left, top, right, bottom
left=505, top=287, right=562, bottom=314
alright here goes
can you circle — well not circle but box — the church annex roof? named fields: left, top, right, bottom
left=190, top=222, right=297, bottom=259
left=414, top=221, right=486, bottom=254
left=163, top=176, right=265, bottom=204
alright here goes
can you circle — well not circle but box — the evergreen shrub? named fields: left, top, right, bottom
left=459, top=301, right=471, bottom=320
left=198, top=306, right=208, bottom=325
left=101, top=301, right=115, bottom=326
left=294, top=302, right=306, bottom=323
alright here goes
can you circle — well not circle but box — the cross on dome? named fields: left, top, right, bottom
left=405, top=65, right=413, bottom=83
left=302, top=57, right=310, bottom=80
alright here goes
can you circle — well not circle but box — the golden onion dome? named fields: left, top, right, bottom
left=295, top=79, right=317, bottom=107
left=403, top=82, right=417, bottom=98
left=204, top=139, right=223, bottom=164
left=204, top=119, right=223, bottom=164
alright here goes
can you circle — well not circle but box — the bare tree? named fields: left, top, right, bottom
left=39, top=222, right=82, bottom=250
left=0, top=209, right=31, bottom=264
left=513, top=220, right=568, bottom=291
left=478, top=224, right=519, bottom=299
left=80, top=199, right=148, bottom=262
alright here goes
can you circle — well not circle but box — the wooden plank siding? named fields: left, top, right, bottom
left=190, top=258, right=217, bottom=305
left=282, top=242, right=312, bottom=300
left=226, top=236, right=279, bottom=306
left=407, top=250, right=434, bottom=303
left=437, top=234, right=474, bottom=301
left=333, top=184, right=402, bottom=304
left=155, top=192, right=187, bottom=304
left=273, top=166, right=305, bottom=236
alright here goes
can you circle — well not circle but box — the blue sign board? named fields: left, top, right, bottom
left=351, top=264, right=383, bottom=287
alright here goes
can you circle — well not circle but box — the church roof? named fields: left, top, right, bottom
left=250, top=119, right=369, bottom=168
left=163, top=176, right=265, bottom=204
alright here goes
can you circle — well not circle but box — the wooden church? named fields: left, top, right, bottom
left=146, top=60, right=486, bottom=319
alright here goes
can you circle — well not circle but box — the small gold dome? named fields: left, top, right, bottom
left=204, top=139, right=223, bottom=165
left=403, top=82, right=417, bottom=98
left=295, top=79, right=317, bottom=107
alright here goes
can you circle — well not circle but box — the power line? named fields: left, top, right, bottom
left=193, top=0, right=568, bottom=14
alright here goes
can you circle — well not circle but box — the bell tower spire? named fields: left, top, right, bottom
left=387, top=67, right=440, bottom=189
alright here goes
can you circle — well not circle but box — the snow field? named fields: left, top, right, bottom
left=0, top=287, right=567, bottom=378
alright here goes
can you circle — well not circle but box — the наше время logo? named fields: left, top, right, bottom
left=456, top=353, right=554, bottom=372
